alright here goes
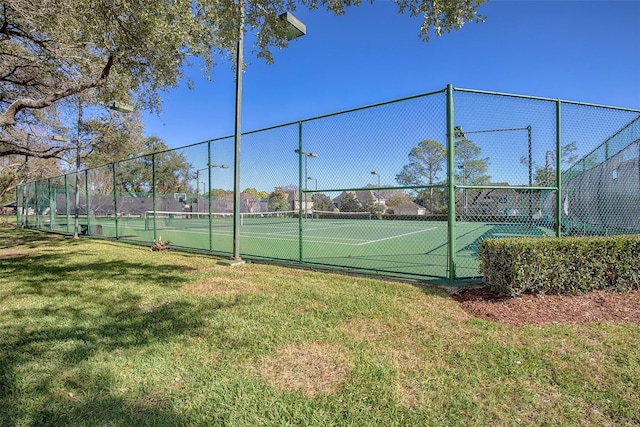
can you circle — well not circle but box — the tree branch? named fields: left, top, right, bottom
left=0, top=55, right=115, bottom=128
left=0, top=139, right=72, bottom=158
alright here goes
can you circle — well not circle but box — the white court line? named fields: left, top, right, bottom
left=354, top=227, right=437, bottom=245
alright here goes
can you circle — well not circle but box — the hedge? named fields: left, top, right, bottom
left=479, top=235, right=640, bottom=296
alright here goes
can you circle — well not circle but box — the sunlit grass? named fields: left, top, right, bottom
left=1, top=226, right=638, bottom=426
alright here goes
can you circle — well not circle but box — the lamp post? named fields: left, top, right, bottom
left=196, top=163, right=229, bottom=213
left=294, top=149, right=317, bottom=218
left=307, top=176, right=317, bottom=191
left=457, top=164, right=467, bottom=217
left=231, top=10, right=306, bottom=262
left=544, top=150, right=554, bottom=186
left=370, top=171, right=380, bottom=212
left=307, top=176, right=317, bottom=215
left=73, top=99, right=83, bottom=239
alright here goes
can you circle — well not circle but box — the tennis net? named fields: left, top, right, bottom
left=311, top=210, right=372, bottom=221
left=144, top=210, right=298, bottom=231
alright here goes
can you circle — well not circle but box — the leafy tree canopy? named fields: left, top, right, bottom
left=396, top=139, right=446, bottom=187
left=1, top=0, right=486, bottom=160
left=115, top=136, right=191, bottom=195
left=268, top=187, right=289, bottom=211
left=243, top=187, right=269, bottom=200
left=455, top=138, right=490, bottom=186
left=311, top=192, right=332, bottom=211
left=339, top=192, right=363, bottom=212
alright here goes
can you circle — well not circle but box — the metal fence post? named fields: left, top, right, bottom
left=64, top=174, right=70, bottom=233
left=208, top=141, right=213, bottom=252
left=34, top=180, right=39, bottom=229
left=555, top=100, right=562, bottom=237
left=85, top=170, right=91, bottom=235
left=112, top=162, right=119, bottom=239
left=298, top=121, right=304, bottom=263
left=152, top=153, right=157, bottom=241
left=446, top=84, right=456, bottom=284
left=14, top=186, right=18, bottom=225
left=49, top=178, right=54, bottom=229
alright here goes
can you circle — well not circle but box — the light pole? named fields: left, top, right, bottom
left=73, top=99, right=83, bottom=239
left=294, top=149, right=317, bottom=218
left=231, top=10, right=306, bottom=262
left=544, top=150, right=554, bottom=186
left=457, top=164, right=467, bottom=217
left=307, top=176, right=317, bottom=191
left=195, top=167, right=208, bottom=213
left=370, top=171, right=381, bottom=212
left=196, top=163, right=229, bottom=213
left=307, top=176, right=317, bottom=215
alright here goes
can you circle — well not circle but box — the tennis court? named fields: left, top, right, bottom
left=61, top=212, right=553, bottom=280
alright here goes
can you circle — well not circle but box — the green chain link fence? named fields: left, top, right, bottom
left=17, top=85, right=640, bottom=284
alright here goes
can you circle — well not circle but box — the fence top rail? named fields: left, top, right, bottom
left=454, top=86, right=640, bottom=113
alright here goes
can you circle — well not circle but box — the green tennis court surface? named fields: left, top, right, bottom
left=46, top=214, right=555, bottom=281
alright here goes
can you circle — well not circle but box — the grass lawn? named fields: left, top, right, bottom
left=1, top=226, right=638, bottom=426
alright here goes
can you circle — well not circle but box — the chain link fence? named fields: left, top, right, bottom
left=16, top=86, right=640, bottom=284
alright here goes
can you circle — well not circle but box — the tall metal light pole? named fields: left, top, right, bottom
left=230, top=10, right=306, bottom=262
left=294, top=149, right=316, bottom=218
left=544, top=150, right=554, bottom=186
left=196, top=163, right=229, bottom=213
left=73, top=100, right=83, bottom=238
left=307, top=176, right=317, bottom=191
left=371, top=171, right=380, bottom=211
left=195, top=167, right=208, bottom=213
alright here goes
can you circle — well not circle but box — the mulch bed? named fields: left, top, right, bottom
left=451, top=287, right=640, bottom=326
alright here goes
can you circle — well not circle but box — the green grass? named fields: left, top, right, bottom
left=1, top=226, right=638, bottom=426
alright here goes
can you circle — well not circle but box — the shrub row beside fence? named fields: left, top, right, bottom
left=479, top=235, right=640, bottom=296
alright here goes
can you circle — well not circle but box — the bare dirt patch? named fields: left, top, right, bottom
left=257, top=342, right=351, bottom=397
left=452, top=287, right=640, bottom=326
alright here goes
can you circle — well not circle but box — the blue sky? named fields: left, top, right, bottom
left=140, top=0, right=640, bottom=194
left=144, top=0, right=640, bottom=147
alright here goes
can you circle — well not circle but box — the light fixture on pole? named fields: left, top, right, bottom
left=107, top=101, right=134, bottom=113
left=230, top=10, right=306, bottom=263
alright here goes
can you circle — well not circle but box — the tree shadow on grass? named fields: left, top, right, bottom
left=32, top=395, right=187, bottom=427
left=0, top=230, right=235, bottom=425
left=0, top=294, right=237, bottom=426
left=0, top=226, right=68, bottom=250
left=0, top=249, right=196, bottom=300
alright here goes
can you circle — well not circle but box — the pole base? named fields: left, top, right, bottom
left=217, top=258, right=246, bottom=267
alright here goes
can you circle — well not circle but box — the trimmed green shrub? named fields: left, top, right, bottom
left=479, top=235, right=640, bottom=296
